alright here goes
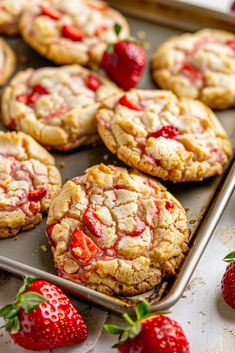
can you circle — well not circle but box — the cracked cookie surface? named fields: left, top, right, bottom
left=1, top=65, right=120, bottom=151
left=152, top=29, right=235, bottom=109
left=46, top=164, right=189, bottom=296
left=0, top=131, right=62, bottom=239
left=96, top=90, right=232, bottom=182
left=0, top=37, right=16, bottom=85
left=19, top=0, right=129, bottom=67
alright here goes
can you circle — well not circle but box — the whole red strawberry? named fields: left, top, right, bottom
left=221, top=251, right=235, bottom=309
left=0, top=277, right=88, bottom=351
left=105, top=301, right=190, bottom=353
left=101, top=23, right=146, bottom=90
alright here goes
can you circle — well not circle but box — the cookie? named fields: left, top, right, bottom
left=0, top=37, right=16, bottom=85
left=96, top=90, right=232, bottom=182
left=0, top=0, right=31, bottom=35
left=46, top=164, right=189, bottom=296
left=1, top=65, right=120, bottom=151
left=19, top=0, right=129, bottom=68
left=0, top=131, right=61, bottom=239
left=152, top=29, right=235, bottom=109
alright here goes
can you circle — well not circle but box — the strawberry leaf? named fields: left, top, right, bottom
left=18, top=291, right=46, bottom=312
left=7, top=316, right=20, bottom=334
left=17, top=276, right=37, bottom=296
left=224, top=251, right=235, bottom=263
left=104, top=324, right=125, bottom=334
left=135, top=300, right=152, bottom=320
left=0, top=304, right=13, bottom=318
left=114, top=23, right=121, bottom=37
left=5, top=308, right=19, bottom=319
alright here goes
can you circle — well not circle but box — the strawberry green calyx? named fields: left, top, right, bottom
left=104, top=301, right=166, bottom=347
left=114, top=23, right=122, bottom=37
left=0, top=276, right=46, bottom=334
left=224, top=251, right=235, bottom=263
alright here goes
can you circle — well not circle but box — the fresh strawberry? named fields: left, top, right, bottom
left=128, top=217, right=146, bottom=236
left=148, top=125, right=180, bottom=139
left=40, top=5, right=62, bottom=20
left=28, top=188, right=47, bottom=202
left=62, top=24, right=84, bottom=41
left=83, top=205, right=103, bottom=237
left=70, top=228, right=100, bottom=264
left=119, top=95, right=142, bottom=111
left=181, top=63, right=204, bottom=82
left=86, top=74, right=102, bottom=91
left=105, top=301, right=190, bottom=353
left=0, top=276, right=88, bottom=351
left=221, top=251, right=235, bottom=309
left=226, top=40, right=235, bottom=50
left=101, top=24, right=146, bottom=90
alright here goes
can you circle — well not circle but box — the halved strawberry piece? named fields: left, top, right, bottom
left=148, top=125, right=179, bottom=139
left=165, top=200, right=174, bottom=210
left=33, top=84, right=49, bottom=95
left=128, top=217, right=146, bottom=236
left=226, top=40, right=235, bottom=50
left=88, top=1, right=108, bottom=11
left=86, top=74, right=102, bottom=91
left=119, top=95, right=142, bottom=111
left=46, top=224, right=57, bottom=248
left=83, top=205, right=102, bottom=237
left=181, top=62, right=204, bottom=82
left=62, top=25, right=84, bottom=41
left=40, top=5, right=62, bottom=20
left=70, top=229, right=100, bottom=264
left=27, top=188, right=47, bottom=202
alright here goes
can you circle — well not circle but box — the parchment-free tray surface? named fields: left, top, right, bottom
left=0, top=15, right=234, bottom=312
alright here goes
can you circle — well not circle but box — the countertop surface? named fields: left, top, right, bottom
left=0, top=1, right=235, bottom=353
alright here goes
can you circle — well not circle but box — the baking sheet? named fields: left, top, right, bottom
left=0, top=8, right=234, bottom=314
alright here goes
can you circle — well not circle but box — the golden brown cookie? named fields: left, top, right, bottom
left=152, top=29, right=235, bottom=110
left=0, top=131, right=62, bottom=239
left=46, top=164, right=189, bottom=296
left=96, top=90, right=232, bottom=182
left=1, top=65, right=120, bottom=151
left=0, top=37, right=16, bottom=85
left=19, top=0, right=129, bottom=68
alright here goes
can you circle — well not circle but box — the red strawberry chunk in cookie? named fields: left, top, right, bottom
left=16, top=85, right=49, bottom=106
left=70, top=229, right=100, bottom=264
left=83, top=205, right=103, bottom=237
left=46, top=224, right=57, bottom=248
left=119, top=95, right=142, bottom=111
left=181, top=62, right=204, bottom=82
left=88, top=1, right=108, bottom=11
left=165, top=200, right=175, bottom=210
left=28, top=188, right=47, bottom=202
left=33, top=84, right=49, bottom=95
left=62, top=25, right=84, bottom=41
left=40, top=5, right=62, bottom=20
left=86, top=74, right=102, bottom=91
left=128, top=217, right=146, bottom=236
left=226, top=40, right=235, bottom=50
left=148, top=125, right=179, bottom=139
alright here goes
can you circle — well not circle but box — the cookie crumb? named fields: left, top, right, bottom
left=40, top=245, right=48, bottom=252
left=60, top=161, right=66, bottom=168
left=137, top=31, right=146, bottom=39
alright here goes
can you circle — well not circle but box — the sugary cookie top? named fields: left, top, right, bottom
left=0, top=131, right=61, bottom=223
left=47, top=164, right=188, bottom=295
left=2, top=65, right=120, bottom=150
left=152, top=29, right=235, bottom=109
left=96, top=90, right=232, bottom=182
left=0, top=0, right=30, bottom=34
left=0, top=37, right=16, bottom=85
left=19, top=0, right=129, bottom=66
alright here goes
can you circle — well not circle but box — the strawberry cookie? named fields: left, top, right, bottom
left=96, top=90, right=232, bottom=182
left=46, top=164, right=189, bottom=296
left=1, top=65, right=120, bottom=151
left=0, top=131, right=61, bottom=239
left=0, top=0, right=32, bottom=35
left=19, top=0, right=129, bottom=67
left=0, top=37, right=16, bottom=85
left=152, top=29, right=235, bottom=110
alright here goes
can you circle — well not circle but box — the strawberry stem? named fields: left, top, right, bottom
left=224, top=251, right=235, bottom=263
left=123, top=313, right=135, bottom=326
